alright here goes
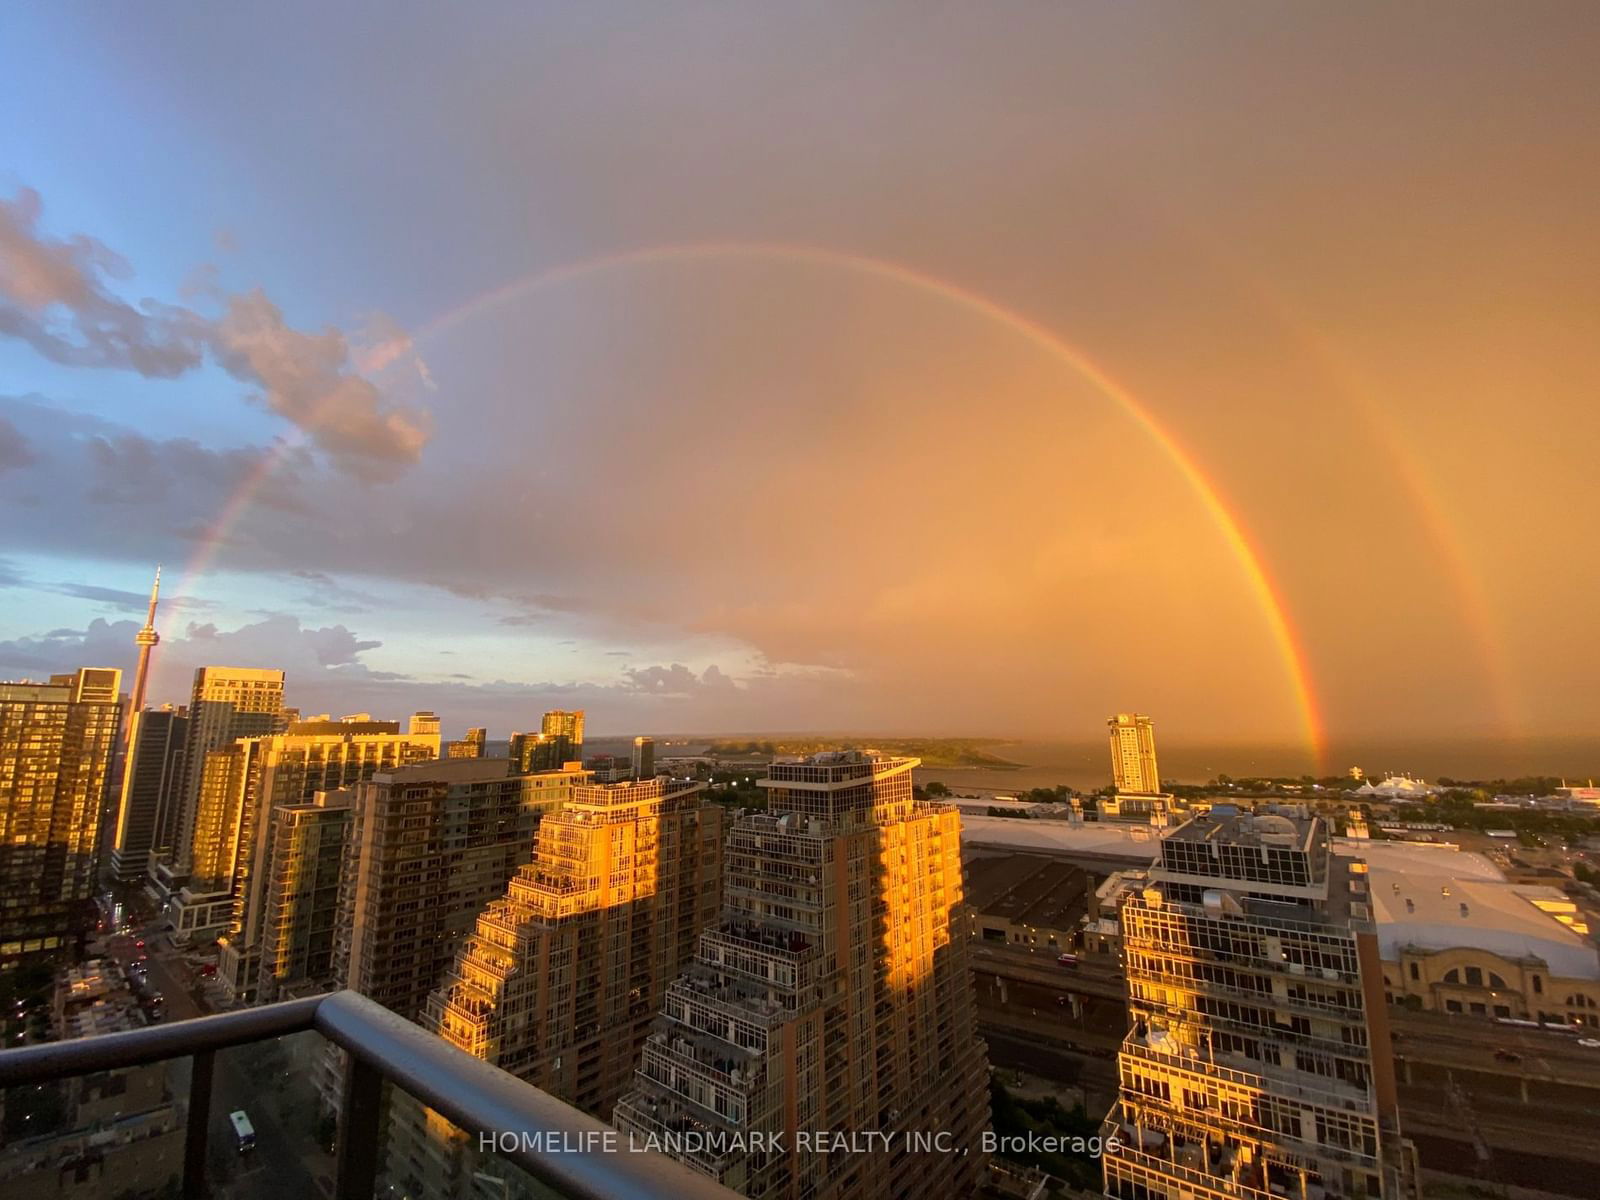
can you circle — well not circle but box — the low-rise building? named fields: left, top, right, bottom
left=1355, top=839, right=1600, bottom=1025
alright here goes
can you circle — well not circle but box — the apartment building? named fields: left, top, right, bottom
left=335, top=758, right=591, bottom=1021
left=391, top=775, right=721, bottom=1197
left=160, top=667, right=286, bottom=871
left=203, top=714, right=440, bottom=1000
left=106, top=705, right=187, bottom=883
left=1101, top=807, right=1415, bottom=1200
left=256, top=790, right=355, bottom=1001
left=0, top=668, right=123, bottom=969
left=613, top=752, right=991, bottom=1200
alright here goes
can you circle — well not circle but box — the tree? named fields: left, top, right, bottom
left=925, top=780, right=951, bottom=797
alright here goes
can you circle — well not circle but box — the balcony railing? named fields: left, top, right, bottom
left=0, top=988, right=740, bottom=1200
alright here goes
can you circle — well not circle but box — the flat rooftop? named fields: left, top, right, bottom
left=1344, top=838, right=1600, bottom=979
left=1165, top=808, right=1320, bottom=853
left=959, top=813, right=1164, bottom=866
left=965, top=854, right=1092, bottom=931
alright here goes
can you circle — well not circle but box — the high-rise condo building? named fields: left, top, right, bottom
left=633, top=734, right=655, bottom=780
left=190, top=714, right=439, bottom=1000
left=1101, top=807, right=1415, bottom=1200
left=0, top=669, right=123, bottom=968
left=445, top=727, right=487, bottom=759
left=311, top=758, right=595, bottom=1118
left=107, top=705, right=188, bottom=883
left=334, top=758, right=592, bottom=1023
left=1108, top=711, right=1161, bottom=795
left=159, top=667, right=286, bottom=872
left=390, top=776, right=721, bottom=1198
left=614, top=752, right=992, bottom=1200
left=256, top=789, right=353, bottom=1000
left=508, top=709, right=585, bottom=773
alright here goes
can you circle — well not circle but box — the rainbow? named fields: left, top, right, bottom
left=171, top=242, right=1330, bottom=767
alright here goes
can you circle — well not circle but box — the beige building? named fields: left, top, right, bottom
left=390, top=775, right=722, bottom=1198
left=614, top=752, right=992, bottom=1200
left=444, top=726, right=486, bottom=758
left=0, top=668, right=122, bottom=969
left=335, top=758, right=591, bottom=1022
left=161, top=666, right=285, bottom=871
left=1103, top=809, right=1414, bottom=1200
left=256, top=790, right=354, bottom=1001
left=202, top=713, right=439, bottom=999
left=1108, top=711, right=1161, bottom=795
left=1356, top=839, right=1600, bottom=1026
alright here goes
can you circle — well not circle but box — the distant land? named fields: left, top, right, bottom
left=702, top=737, right=1024, bottom=770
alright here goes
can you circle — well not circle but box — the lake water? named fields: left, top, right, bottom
left=517, top=734, right=1600, bottom=793
left=910, top=736, right=1600, bottom=793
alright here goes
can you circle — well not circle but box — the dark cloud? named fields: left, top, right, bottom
left=0, top=189, right=430, bottom=481
left=623, top=663, right=740, bottom=697
left=0, top=415, right=36, bottom=471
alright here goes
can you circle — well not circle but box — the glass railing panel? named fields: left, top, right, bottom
left=0, top=1053, right=186, bottom=1196
left=210, top=1029, right=337, bottom=1198
left=377, top=1084, right=574, bottom=1199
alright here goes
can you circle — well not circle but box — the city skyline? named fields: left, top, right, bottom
left=1, top=6, right=1598, bottom=757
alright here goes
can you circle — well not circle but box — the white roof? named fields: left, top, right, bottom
left=1341, top=838, right=1600, bottom=980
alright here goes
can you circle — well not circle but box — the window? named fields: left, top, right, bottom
left=1465, top=966, right=1484, bottom=987
left=1489, top=973, right=1507, bottom=989
left=1408, top=962, right=1419, bottom=982
left=1443, top=969, right=1460, bottom=984
left=1533, top=976, right=1543, bottom=995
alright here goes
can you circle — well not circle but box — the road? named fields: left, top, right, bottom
left=105, top=920, right=332, bottom=1200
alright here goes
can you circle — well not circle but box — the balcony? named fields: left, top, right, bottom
left=0, top=988, right=740, bottom=1200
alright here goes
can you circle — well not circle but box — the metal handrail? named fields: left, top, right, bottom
left=0, top=988, right=740, bottom=1200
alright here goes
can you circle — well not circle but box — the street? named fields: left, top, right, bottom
left=104, top=920, right=334, bottom=1200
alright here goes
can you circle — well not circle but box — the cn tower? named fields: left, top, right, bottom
left=129, top=565, right=161, bottom=721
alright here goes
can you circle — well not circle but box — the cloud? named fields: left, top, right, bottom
left=623, top=662, right=741, bottom=697
left=0, top=188, right=206, bottom=376
left=209, top=290, right=430, bottom=481
left=0, top=188, right=431, bottom=481
left=0, top=414, right=34, bottom=470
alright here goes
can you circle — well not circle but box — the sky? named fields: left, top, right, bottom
left=1, top=3, right=1597, bottom=763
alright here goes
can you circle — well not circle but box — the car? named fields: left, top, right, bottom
left=1056, top=953, right=1079, bottom=967
left=1493, top=1049, right=1522, bottom=1063
left=134, top=939, right=145, bottom=949
left=1578, top=1038, right=1600, bottom=1049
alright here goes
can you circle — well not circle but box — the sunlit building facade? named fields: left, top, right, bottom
left=207, top=714, right=440, bottom=999
left=508, top=708, right=585, bottom=773
left=334, top=758, right=591, bottom=1022
left=160, top=666, right=286, bottom=871
left=1108, top=711, right=1161, bottom=795
left=444, top=726, right=486, bottom=759
left=256, top=790, right=353, bottom=1000
left=390, top=775, right=721, bottom=1198
left=613, top=752, right=991, bottom=1200
left=0, top=668, right=123, bottom=969
left=1102, top=808, right=1415, bottom=1200
left=633, top=734, right=655, bottom=779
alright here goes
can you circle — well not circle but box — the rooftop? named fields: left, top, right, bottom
left=1165, top=807, right=1319, bottom=852
left=965, top=854, right=1092, bottom=932
left=1348, top=838, right=1600, bottom=979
